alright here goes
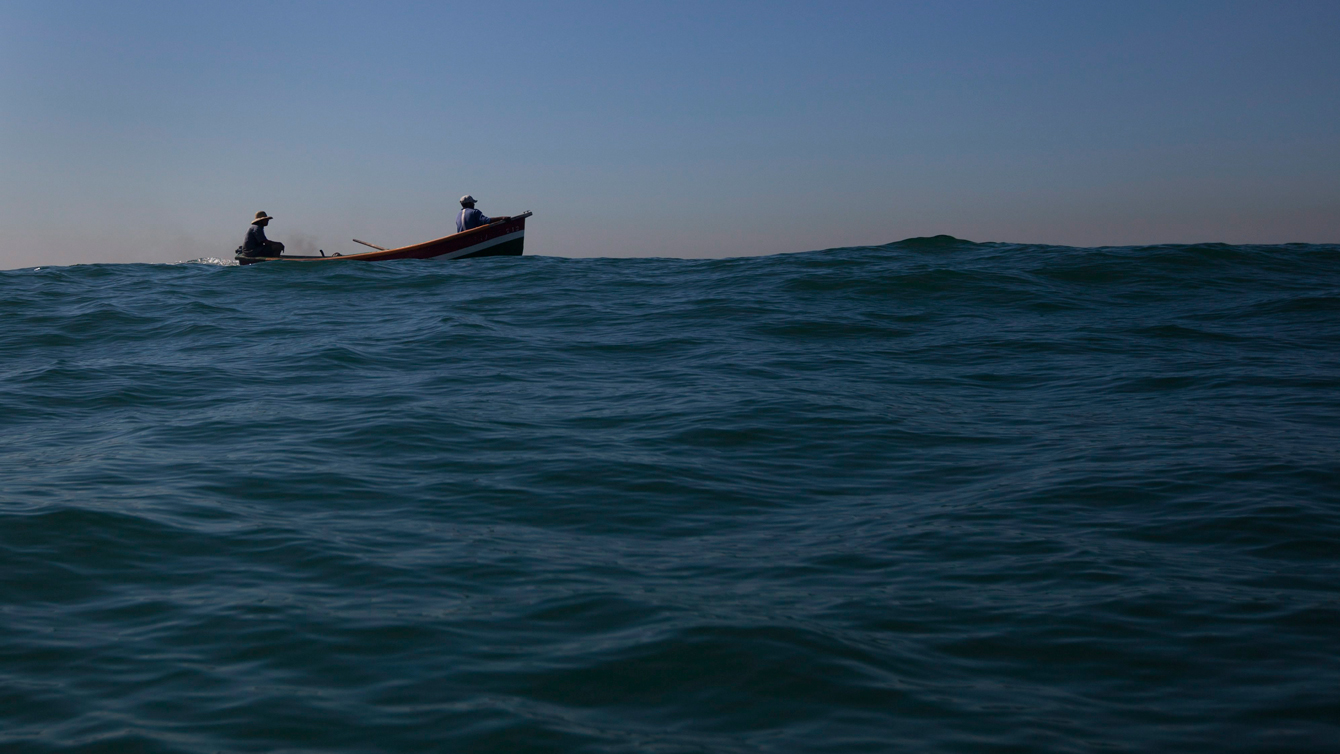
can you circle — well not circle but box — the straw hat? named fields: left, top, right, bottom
left=252, top=211, right=274, bottom=224
left=459, top=195, right=476, bottom=206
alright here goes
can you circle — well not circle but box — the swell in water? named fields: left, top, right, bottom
left=2, top=238, right=1339, bottom=752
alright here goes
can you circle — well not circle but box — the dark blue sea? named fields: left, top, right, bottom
left=3, top=237, right=1339, bottom=753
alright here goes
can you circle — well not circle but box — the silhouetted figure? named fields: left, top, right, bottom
left=237, top=211, right=285, bottom=259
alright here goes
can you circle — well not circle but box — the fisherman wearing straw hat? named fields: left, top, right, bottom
left=236, top=211, right=286, bottom=259
left=456, top=196, right=510, bottom=233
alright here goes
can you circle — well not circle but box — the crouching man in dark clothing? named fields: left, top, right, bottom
left=236, top=211, right=285, bottom=259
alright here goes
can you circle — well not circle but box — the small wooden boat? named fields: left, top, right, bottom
left=236, top=212, right=532, bottom=266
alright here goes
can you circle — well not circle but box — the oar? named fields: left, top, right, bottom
left=352, top=239, right=387, bottom=250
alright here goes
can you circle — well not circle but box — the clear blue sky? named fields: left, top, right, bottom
left=2, top=0, right=1337, bottom=268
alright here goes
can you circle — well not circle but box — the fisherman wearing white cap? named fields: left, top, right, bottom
left=237, top=211, right=286, bottom=259
left=456, top=195, right=510, bottom=234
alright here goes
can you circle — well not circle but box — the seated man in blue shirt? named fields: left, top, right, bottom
left=456, top=195, right=510, bottom=233
left=237, top=211, right=285, bottom=258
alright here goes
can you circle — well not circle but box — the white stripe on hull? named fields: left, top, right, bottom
left=437, top=230, right=525, bottom=260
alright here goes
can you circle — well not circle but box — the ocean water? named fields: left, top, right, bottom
left=2, top=237, right=1338, bottom=753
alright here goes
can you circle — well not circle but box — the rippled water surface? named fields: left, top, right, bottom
left=2, top=238, right=1339, bottom=752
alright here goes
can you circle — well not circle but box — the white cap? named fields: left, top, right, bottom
left=459, top=195, right=476, bottom=205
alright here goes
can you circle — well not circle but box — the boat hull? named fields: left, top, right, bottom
left=237, top=212, right=530, bottom=265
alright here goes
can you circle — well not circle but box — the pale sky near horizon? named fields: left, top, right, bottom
left=2, top=0, right=1338, bottom=269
